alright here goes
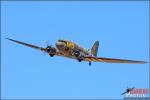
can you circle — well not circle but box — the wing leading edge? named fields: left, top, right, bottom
left=6, top=38, right=46, bottom=51
left=6, top=38, right=66, bottom=57
left=84, top=56, right=146, bottom=64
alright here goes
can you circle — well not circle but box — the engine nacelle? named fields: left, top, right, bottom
left=74, top=50, right=84, bottom=62
left=46, top=46, right=56, bottom=56
left=74, top=50, right=81, bottom=57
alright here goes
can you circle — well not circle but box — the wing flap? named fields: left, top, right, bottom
left=84, top=56, right=146, bottom=64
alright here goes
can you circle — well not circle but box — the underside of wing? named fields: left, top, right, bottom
left=6, top=38, right=46, bottom=51
left=6, top=38, right=73, bottom=57
left=55, top=52, right=76, bottom=59
left=84, top=56, right=146, bottom=64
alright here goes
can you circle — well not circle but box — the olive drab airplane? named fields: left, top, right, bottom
left=6, top=38, right=146, bottom=66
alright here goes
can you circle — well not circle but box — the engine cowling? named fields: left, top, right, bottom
left=74, top=50, right=84, bottom=62
left=74, top=50, right=80, bottom=57
left=46, top=46, right=56, bottom=56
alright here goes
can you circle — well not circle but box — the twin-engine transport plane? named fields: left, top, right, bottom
left=6, top=38, right=146, bottom=66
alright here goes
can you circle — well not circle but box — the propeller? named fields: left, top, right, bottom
left=45, top=41, right=54, bottom=50
left=45, top=41, right=51, bottom=47
left=41, top=41, right=52, bottom=55
left=44, top=42, right=57, bottom=57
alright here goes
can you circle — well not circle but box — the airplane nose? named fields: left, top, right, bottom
left=56, top=42, right=66, bottom=48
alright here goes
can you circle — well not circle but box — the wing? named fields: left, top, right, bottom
left=84, top=56, right=146, bottom=64
left=6, top=38, right=66, bottom=57
left=6, top=38, right=72, bottom=58
left=6, top=38, right=46, bottom=51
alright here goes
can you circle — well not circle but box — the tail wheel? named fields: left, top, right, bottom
left=89, top=61, right=91, bottom=66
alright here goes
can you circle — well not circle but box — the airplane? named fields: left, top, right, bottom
left=121, top=87, right=135, bottom=95
left=6, top=38, right=147, bottom=66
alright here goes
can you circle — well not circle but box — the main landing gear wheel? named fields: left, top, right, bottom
left=50, top=54, right=54, bottom=57
left=78, top=59, right=82, bottom=62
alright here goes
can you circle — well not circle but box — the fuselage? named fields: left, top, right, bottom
left=55, top=39, right=90, bottom=59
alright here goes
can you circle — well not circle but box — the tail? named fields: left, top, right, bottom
left=91, top=41, right=99, bottom=56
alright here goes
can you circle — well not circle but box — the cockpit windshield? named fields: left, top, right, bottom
left=58, top=40, right=64, bottom=42
left=58, top=39, right=69, bottom=43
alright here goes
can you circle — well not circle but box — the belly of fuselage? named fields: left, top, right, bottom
left=57, top=47, right=74, bottom=57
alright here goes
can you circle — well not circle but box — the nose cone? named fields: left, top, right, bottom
left=56, top=41, right=66, bottom=48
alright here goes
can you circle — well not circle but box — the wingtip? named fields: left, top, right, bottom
left=6, top=38, right=16, bottom=42
left=137, top=61, right=147, bottom=64
left=5, top=38, right=9, bottom=40
left=142, top=61, right=147, bottom=63
left=5, top=38, right=12, bottom=40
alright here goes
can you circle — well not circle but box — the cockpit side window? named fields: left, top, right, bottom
left=58, top=40, right=67, bottom=43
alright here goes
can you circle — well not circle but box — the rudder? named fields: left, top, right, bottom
left=91, top=41, right=99, bottom=56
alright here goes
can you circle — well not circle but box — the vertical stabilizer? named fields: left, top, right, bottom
left=91, top=41, right=99, bottom=56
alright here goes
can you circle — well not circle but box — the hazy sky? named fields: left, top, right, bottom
left=1, top=1, right=149, bottom=99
